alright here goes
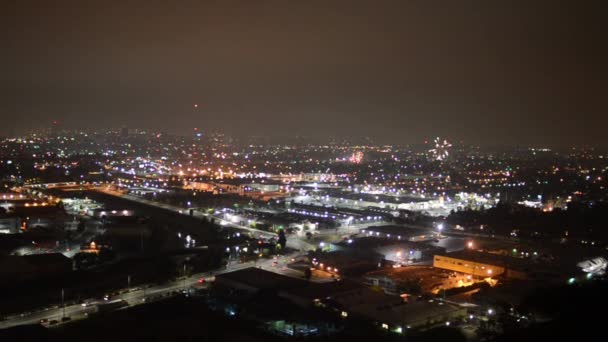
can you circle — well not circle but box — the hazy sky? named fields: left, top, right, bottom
left=1, top=0, right=606, bottom=146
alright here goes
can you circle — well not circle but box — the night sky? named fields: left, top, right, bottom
left=1, top=1, right=606, bottom=146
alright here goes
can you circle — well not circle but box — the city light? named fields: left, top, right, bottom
left=1, top=77, right=605, bottom=340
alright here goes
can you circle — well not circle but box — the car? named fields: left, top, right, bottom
left=39, top=318, right=49, bottom=324
left=49, top=320, right=58, bottom=325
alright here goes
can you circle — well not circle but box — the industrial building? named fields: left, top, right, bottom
left=433, top=252, right=507, bottom=278
left=432, top=250, right=579, bottom=282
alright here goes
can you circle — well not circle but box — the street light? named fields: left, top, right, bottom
left=183, top=264, right=187, bottom=291
left=61, top=288, right=65, bottom=319
left=435, top=223, right=444, bottom=238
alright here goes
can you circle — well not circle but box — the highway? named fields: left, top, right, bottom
left=94, top=187, right=279, bottom=236
left=91, top=187, right=322, bottom=252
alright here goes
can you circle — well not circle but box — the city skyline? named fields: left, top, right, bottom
left=2, top=1, right=608, bottom=341
left=2, top=1, right=606, bottom=147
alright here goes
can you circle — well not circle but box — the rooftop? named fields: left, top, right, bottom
left=215, top=267, right=306, bottom=291
left=436, top=250, right=580, bottom=276
left=280, top=280, right=364, bottom=301
left=22, top=253, right=72, bottom=265
left=361, top=225, right=428, bottom=237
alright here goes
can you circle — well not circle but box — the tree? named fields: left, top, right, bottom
left=304, top=267, right=312, bottom=281
left=277, top=229, right=287, bottom=249
left=77, top=220, right=85, bottom=232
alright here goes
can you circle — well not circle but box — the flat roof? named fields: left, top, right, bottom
left=215, top=267, right=306, bottom=291
left=314, top=250, right=383, bottom=265
left=436, top=250, right=579, bottom=275
left=327, top=286, right=464, bottom=326
left=362, top=225, right=427, bottom=236
left=22, top=253, right=72, bottom=265
left=280, top=280, right=364, bottom=300
left=337, top=236, right=423, bottom=249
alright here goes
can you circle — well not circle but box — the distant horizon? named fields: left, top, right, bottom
left=3, top=124, right=607, bottom=151
left=3, top=1, right=606, bottom=149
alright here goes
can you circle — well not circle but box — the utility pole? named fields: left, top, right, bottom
left=183, top=264, right=187, bottom=291
left=127, top=275, right=131, bottom=292
left=61, top=288, right=65, bottom=319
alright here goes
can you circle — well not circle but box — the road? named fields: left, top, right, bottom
left=91, top=187, right=322, bottom=252
left=0, top=251, right=301, bottom=330
left=94, top=187, right=278, bottom=236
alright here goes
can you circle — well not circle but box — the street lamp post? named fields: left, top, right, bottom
left=61, top=288, right=65, bottom=319
left=183, top=264, right=187, bottom=291
left=436, top=223, right=444, bottom=237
